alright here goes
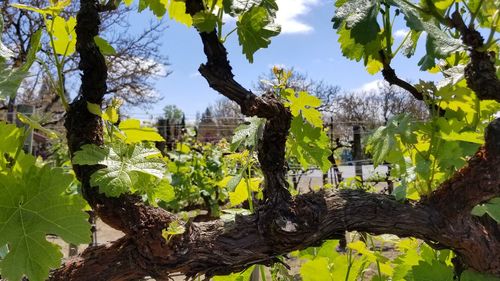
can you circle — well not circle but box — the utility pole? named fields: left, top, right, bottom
left=352, top=125, right=363, bottom=182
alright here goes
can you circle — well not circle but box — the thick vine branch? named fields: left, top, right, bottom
left=55, top=1, right=500, bottom=280
left=52, top=160, right=500, bottom=280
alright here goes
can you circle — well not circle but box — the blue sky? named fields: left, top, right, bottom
left=122, top=0, right=438, bottom=120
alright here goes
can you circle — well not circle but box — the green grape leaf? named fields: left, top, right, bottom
left=300, top=257, right=332, bottom=281
left=0, top=122, right=24, bottom=157
left=331, top=0, right=378, bottom=29
left=193, top=11, right=218, bottom=33
left=236, top=6, right=280, bottom=63
left=45, top=16, right=77, bottom=56
left=219, top=170, right=244, bottom=191
left=94, top=36, right=116, bottom=55
left=405, top=261, right=454, bottom=281
left=72, top=143, right=166, bottom=197
left=366, top=114, right=417, bottom=166
left=471, top=197, right=500, bottom=223
left=332, top=0, right=379, bottom=30
left=390, top=0, right=462, bottom=69
left=162, top=221, right=185, bottom=238
left=288, top=116, right=331, bottom=172
left=17, top=113, right=59, bottom=139
left=0, top=16, right=14, bottom=62
left=0, top=29, right=41, bottom=100
left=0, top=165, right=90, bottom=281
left=231, top=116, right=265, bottom=151
left=168, top=0, right=193, bottom=26
left=223, top=0, right=278, bottom=17
left=337, top=24, right=364, bottom=62
left=87, top=102, right=120, bottom=123
left=284, top=90, right=323, bottom=127
left=337, top=23, right=383, bottom=71
left=131, top=173, right=175, bottom=206
left=10, top=0, right=71, bottom=15
left=138, top=0, right=167, bottom=18
left=461, top=270, right=500, bottom=281
left=468, top=0, right=500, bottom=32
left=392, top=239, right=422, bottom=280
left=118, top=119, right=165, bottom=143
left=401, top=30, right=421, bottom=58
left=228, top=177, right=261, bottom=206
left=154, top=178, right=176, bottom=203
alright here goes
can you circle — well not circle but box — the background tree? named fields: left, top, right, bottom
left=162, top=104, right=184, bottom=123
left=0, top=0, right=170, bottom=111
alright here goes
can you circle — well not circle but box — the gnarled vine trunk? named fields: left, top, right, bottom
left=51, top=0, right=500, bottom=280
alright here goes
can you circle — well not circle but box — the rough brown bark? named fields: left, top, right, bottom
left=449, top=11, right=500, bottom=102
left=52, top=0, right=500, bottom=280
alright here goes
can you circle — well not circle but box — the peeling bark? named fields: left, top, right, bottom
left=52, top=0, right=500, bottom=280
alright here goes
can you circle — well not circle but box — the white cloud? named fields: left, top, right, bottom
left=189, top=72, right=201, bottom=78
left=276, top=0, right=319, bottom=34
left=220, top=1, right=319, bottom=34
left=267, top=63, right=287, bottom=69
left=394, top=28, right=409, bottom=39
left=354, top=79, right=385, bottom=93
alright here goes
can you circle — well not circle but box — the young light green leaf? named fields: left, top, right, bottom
left=87, top=102, right=103, bottom=117
left=288, top=116, right=331, bottom=172
left=168, top=0, right=193, bottom=26
left=300, top=257, right=332, bottom=281
left=118, top=119, right=165, bottom=143
left=228, top=177, right=261, bottom=206
left=94, top=36, right=116, bottom=55
left=10, top=0, right=71, bottom=15
left=46, top=16, right=77, bottom=56
left=236, top=6, right=280, bottom=63
left=162, top=221, right=185, bottom=237
left=0, top=165, right=90, bottom=281
left=72, top=143, right=166, bottom=197
left=284, top=90, right=323, bottom=127
left=16, top=112, right=59, bottom=139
